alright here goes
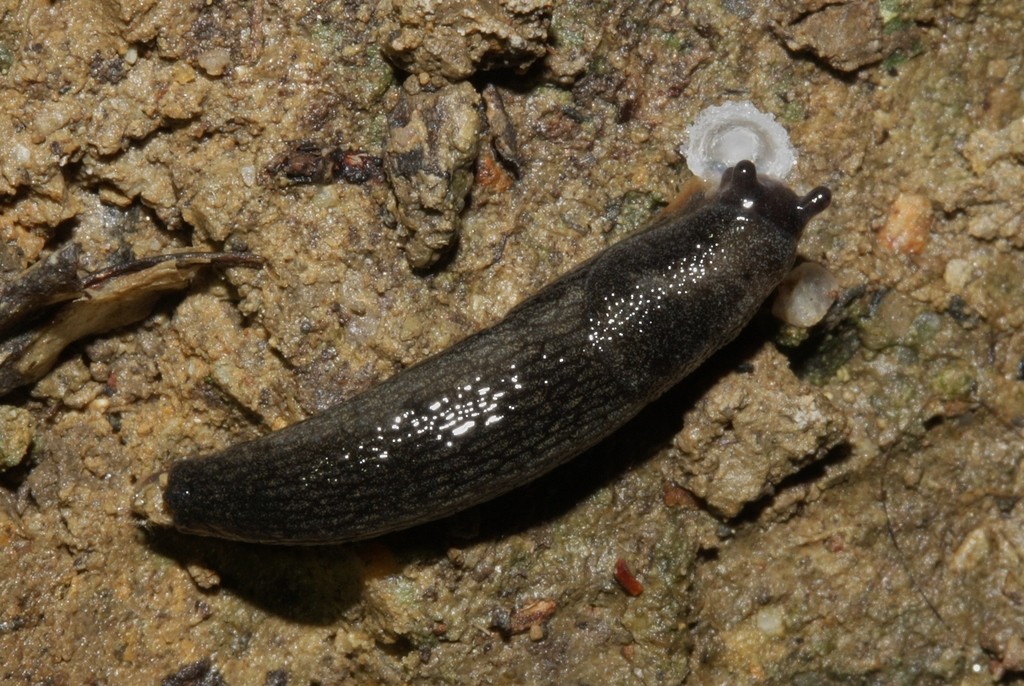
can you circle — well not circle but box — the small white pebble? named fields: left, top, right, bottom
left=125, top=45, right=138, bottom=65
left=240, top=165, right=256, bottom=187
left=943, top=258, right=973, bottom=292
left=683, top=101, right=796, bottom=181
left=772, top=262, right=839, bottom=327
left=88, top=396, right=111, bottom=414
left=197, top=48, right=231, bottom=76
left=755, top=605, right=785, bottom=636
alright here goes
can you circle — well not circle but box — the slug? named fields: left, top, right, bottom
left=140, top=161, right=831, bottom=544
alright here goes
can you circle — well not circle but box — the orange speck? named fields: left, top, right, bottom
left=476, top=151, right=513, bottom=192
left=614, top=558, right=644, bottom=596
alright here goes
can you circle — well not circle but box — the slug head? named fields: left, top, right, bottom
left=715, top=160, right=831, bottom=238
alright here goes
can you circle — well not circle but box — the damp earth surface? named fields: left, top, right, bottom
left=1, top=0, right=1023, bottom=684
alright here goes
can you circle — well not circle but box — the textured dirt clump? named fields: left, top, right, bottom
left=1, top=0, right=1023, bottom=684
left=674, top=346, right=846, bottom=518
left=385, top=79, right=482, bottom=269
left=769, top=0, right=887, bottom=73
left=378, top=0, right=553, bottom=84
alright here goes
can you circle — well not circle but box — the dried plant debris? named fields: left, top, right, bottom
left=0, top=250, right=260, bottom=397
left=265, top=142, right=385, bottom=186
left=482, top=83, right=522, bottom=177
left=0, top=243, right=83, bottom=337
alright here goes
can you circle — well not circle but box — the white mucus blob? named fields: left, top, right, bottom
left=683, top=101, right=797, bottom=181
left=771, top=262, right=839, bottom=328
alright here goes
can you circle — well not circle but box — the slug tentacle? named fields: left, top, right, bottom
left=797, top=187, right=833, bottom=221
left=150, top=162, right=831, bottom=544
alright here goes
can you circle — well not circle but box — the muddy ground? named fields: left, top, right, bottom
left=1, top=0, right=1023, bottom=684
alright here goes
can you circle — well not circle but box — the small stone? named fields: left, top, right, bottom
left=878, top=192, right=933, bottom=255
left=0, top=405, right=33, bottom=471
left=943, top=258, right=973, bottom=292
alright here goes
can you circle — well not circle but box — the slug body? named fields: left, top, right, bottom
left=160, top=162, right=831, bottom=544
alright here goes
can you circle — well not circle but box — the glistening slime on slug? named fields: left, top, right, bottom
left=136, top=161, right=830, bottom=544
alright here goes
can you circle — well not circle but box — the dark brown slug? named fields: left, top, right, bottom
left=139, top=161, right=831, bottom=544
